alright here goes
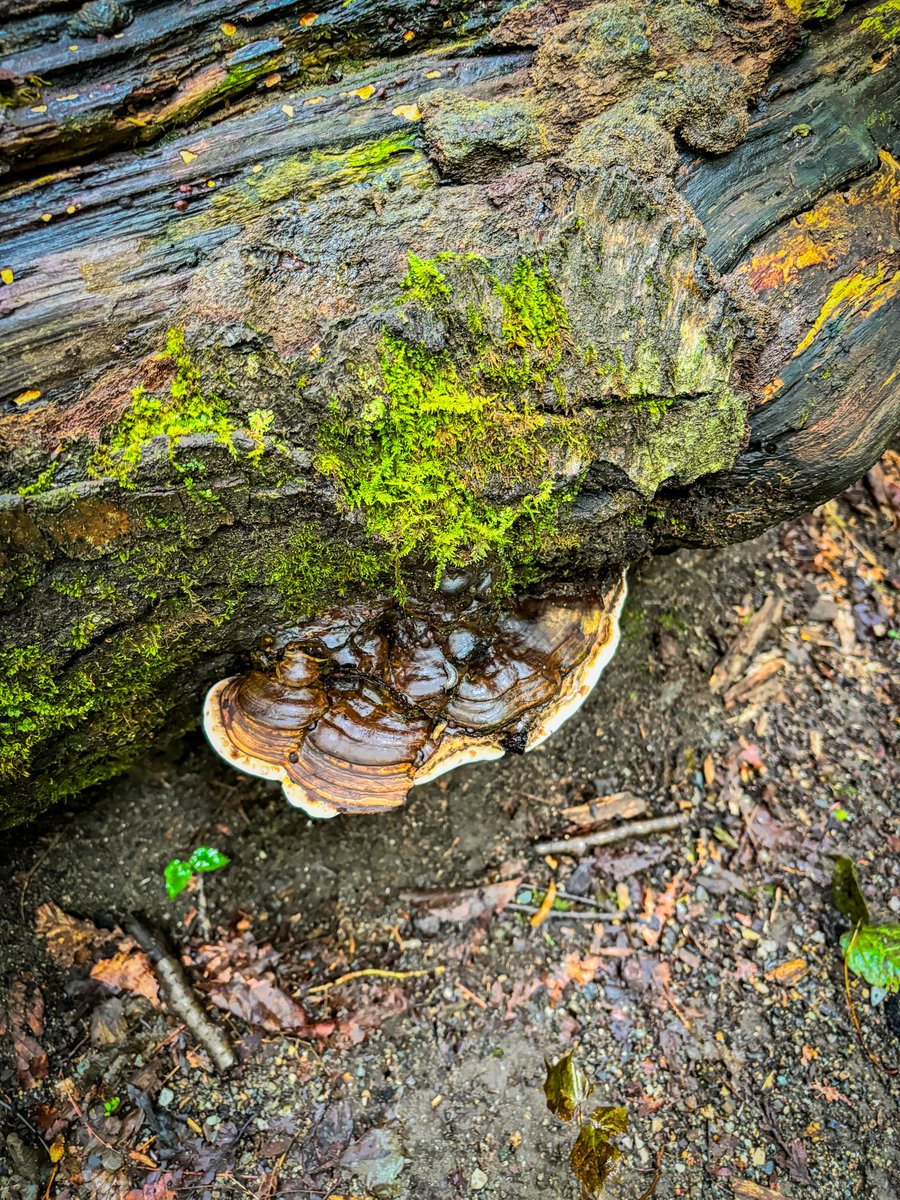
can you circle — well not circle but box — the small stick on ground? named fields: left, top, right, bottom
left=534, top=813, right=690, bottom=858
left=125, top=914, right=236, bottom=1072
left=306, top=966, right=444, bottom=995
left=637, top=1143, right=665, bottom=1200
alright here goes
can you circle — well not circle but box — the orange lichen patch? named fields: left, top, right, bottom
left=43, top=498, right=130, bottom=550
left=792, top=266, right=900, bottom=357
left=744, top=239, right=835, bottom=291
left=392, top=104, right=421, bottom=122
left=299, top=12, right=318, bottom=26
left=758, top=378, right=783, bottom=407
left=204, top=578, right=627, bottom=818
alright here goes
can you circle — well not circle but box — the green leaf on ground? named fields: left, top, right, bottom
left=832, top=857, right=870, bottom=926
left=544, top=1051, right=594, bottom=1124
left=164, top=858, right=193, bottom=900
left=189, top=845, right=230, bottom=873
left=569, top=1123, right=623, bottom=1199
left=840, top=924, right=900, bottom=992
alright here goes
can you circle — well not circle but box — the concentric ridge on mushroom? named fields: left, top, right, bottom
left=203, top=574, right=626, bottom=818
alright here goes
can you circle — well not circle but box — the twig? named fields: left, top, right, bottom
left=125, top=914, right=236, bottom=1072
left=306, top=966, right=444, bottom=995
left=637, top=1144, right=665, bottom=1200
left=523, top=885, right=623, bottom=910
left=534, top=813, right=691, bottom=857
left=505, top=903, right=620, bottom=921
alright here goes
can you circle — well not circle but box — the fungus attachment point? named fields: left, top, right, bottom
left=203, top=575, right=626, bottom=818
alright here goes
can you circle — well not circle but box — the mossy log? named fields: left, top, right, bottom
left=1, top=0, right=898, bottom=826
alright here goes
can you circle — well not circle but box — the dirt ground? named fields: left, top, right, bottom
left=1, top=460, right=899, bottom=1200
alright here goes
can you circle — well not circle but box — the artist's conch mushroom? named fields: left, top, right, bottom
left=204, top=575, right=626, bottom=818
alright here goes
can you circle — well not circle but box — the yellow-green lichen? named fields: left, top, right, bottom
left=860, top=0, right=900, bottom=38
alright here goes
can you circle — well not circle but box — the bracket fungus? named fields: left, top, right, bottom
left=204, top=575, right=626, bottom=818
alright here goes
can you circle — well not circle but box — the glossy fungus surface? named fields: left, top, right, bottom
left=204, top=575, right=626, bottom=818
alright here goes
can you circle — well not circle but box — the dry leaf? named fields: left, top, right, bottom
left=531, top=880, right=557, bottom=928
left=545, top=953, right=602, bottom=1006
left=402, top=878, right=521, bottom=934
left=7, top=978, right=48, bottom=1089
left=35, top=902, right=109, bottom=968
left=91, top=949, right=160, bottom=1006
left=639, top=877, right=680, bottom=948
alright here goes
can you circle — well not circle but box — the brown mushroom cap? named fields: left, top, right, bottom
left=203, top=574, right=627, bottom=817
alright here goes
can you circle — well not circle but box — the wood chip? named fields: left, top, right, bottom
left=562, top=792, right=647, bottom=831
left=765, top=958, right=809, bottom=986
left=710, top=594, right=784, bottom=693
left=731, top=1181, right=788, bottom=1199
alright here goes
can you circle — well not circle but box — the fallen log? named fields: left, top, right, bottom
left=1, top=0, right=898, bottom=825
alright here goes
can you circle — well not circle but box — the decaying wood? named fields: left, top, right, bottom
left=1, top=0, right=898, bottom=825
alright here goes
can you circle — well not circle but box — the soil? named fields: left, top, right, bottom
left=1, top=466, right=899, bottom=1200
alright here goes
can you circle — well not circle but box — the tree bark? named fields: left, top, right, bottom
left=1, top=0, right=898, bottom=826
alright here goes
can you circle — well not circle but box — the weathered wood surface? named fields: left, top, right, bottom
left=0, top=0, right=898, bottom=825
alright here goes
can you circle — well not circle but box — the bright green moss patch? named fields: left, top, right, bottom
left=401, top=252, right=453, bottom=306
left=86, top=329, right=279, bottom=488
left=0, top=621, right=190, bottom=788
left=318, top=253, right=587, bottom=586
left=495, top=258, right=569, bottom=350
left=18, top=462, right=58, bottom=497
left=89, top=329, right=237, bottom=487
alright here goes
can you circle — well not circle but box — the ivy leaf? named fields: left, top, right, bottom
left=544, top=1051, right=594, bottom=1124
left=569, top=1123, right=623, bottom=1199
left=840, top=924, right=900, bottom=992
left=831, top=857, right=870, bottom=926
left=188, top=846, right=230, bottom=873
left=589, top=1106, right=628, bottom=1136
left=164, top=858, right=193, bottom=900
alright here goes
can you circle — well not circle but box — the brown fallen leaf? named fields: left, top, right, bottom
left=402, top=878, right=521, bottom=934
left=208, top=974, right=333, bottom=1037
left=7, top=978, right=48, bottom=1089
left=91, top=949, right=160, bottom=1006
left=765, top=958, right=809, bottom=986
left=731, top=1181, right=787, bottom=1200
left=639, top=876, right=680, bottom=948
left=35, top=901, right=111, bottom=968
left=545, top=952, right=602, bottom=1006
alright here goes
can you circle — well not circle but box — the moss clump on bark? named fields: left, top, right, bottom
left=317, top=254, right=589, bottom=587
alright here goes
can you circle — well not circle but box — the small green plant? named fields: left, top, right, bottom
left=103, top=1096, right=121, bottom=1116
left=544, top=1051, right=627, bottom=1198
left=831, top=857, right=900, bottom=1075
left=164, top=845, right=230, bottom=899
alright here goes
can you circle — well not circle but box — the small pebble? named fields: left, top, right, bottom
left=471, top=1167, right=488, bottom=1190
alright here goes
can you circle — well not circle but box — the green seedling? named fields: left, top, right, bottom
left=164, top=845, right=230, bottom=900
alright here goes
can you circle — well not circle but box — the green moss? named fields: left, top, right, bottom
left=18, top=462, right=58, bottom=497
left=495, top=258, right=569, bottom=350
left=318, top=253, right=587, bottom=587
left=0, top=620, right=190, bottom=790
left=401, top=252, right=453, bottom=306
left=265, top=524, right=387, bottom=613
left=89, top=329, right=237, bottom=487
